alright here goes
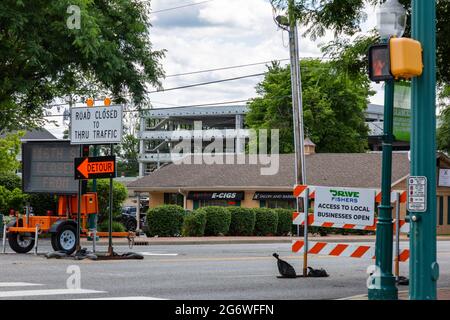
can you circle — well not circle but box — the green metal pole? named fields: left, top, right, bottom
left=410, top=0, right=438, bottom=300
left=89, top=145, right=98, bottom=230
left=368, top=75, right=398, bottom=300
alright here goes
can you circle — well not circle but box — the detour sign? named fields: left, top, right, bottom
left=74, top=156, right=116, bottom=180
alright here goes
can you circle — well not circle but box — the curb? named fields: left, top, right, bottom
left=79, top=237, right=384, bottom=246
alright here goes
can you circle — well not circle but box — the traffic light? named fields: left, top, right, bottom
left=368, top=38, right=423, bottom=83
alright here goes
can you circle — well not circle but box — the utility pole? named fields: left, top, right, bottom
left=287, top=0, right=308, bottom=276
left=409, top=0, right=439, bottom=300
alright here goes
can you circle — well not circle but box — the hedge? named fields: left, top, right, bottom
left=201, top=207, right=232, bottom=236
left=88, top=179, right=128, bottom=223
left=98, top=220, right=126, bottom=233
left=254, top=208, right=278, bottom=236
left=147, top=205, right=185, bottom=237
left=274, top=209, right=292, bottom=236
left=182, top=211, right=207, bottom=237
left=227, top=207, right=255, bottom=236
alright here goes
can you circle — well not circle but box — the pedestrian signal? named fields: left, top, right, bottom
left=368, top=44, right=393, bottom=82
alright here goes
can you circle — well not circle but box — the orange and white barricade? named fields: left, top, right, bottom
left=292, top=240, right=410, bottom=262
left=292, top=185, right=410, bottom=271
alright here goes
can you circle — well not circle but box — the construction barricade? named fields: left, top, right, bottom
left=291, top=185, right=410, bottom=279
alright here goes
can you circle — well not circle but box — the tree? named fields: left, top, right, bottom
left=88, top=179, right=127, bottom=223
left=270, top=0, right=450, bottom=85
left=0, top=133, right=22, bottom=174
left=437, top=85, right=450, bottom=153
left=246, top=60, right=371, bottom=153
left=117, top=134, right=139, bottom=177
left=0, top=0, right=164, bottom=134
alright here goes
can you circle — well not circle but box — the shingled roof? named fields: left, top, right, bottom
left=128, top=153, right=412, bottom=192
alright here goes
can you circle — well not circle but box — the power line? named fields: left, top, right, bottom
left=150, top=72, right=266, bottom=93
left=150, top=0, right=215, bottom=14
left=165, top=59, right=290, bottom=78
left=41, top=95, right=293, bottom=118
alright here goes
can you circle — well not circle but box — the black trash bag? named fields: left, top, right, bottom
left=273, top=253, right=297, bottom=278
left=397, top=276, right=409, bottom=286
left=307, top=266, right=329, bottom=278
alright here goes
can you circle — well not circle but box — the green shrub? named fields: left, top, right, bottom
left=182, top=211, right=207, bottom=237
left=254, top=208, right=278, bottom=236
left=147, top=205, right=185, bottom=237
left=88, top=179, right=128, bottom=223
left=97, top=220, right=126, bottom=232
left=274, top=209, right=293, bottom=236
left=28, top=193, right=57, bottom=215
left=0, top=173, right=21, bottom=191
left=228, top=207, right=255, bottom=236
left=201, top=206, right=232, bottom=236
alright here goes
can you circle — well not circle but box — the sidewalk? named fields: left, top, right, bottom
left=79, top=234, right=444, bottom=246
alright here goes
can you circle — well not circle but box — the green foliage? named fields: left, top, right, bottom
left=200, top=207, right=232, bottom=236
left=97, top=220, right=126, bottom=233
left=246, top=60, right=369, bottom=153
left=437, top=85, right=450, bottom=153
left=88, top=179, right=128, bottom=223
left=227, top=207, right=256, bottom=236
left=274, top=209, right=293, bottom=236
left=28, top=194, right=58, bottom=216
left=117, top=134, right=139, bottom=177
left=254, top=208, right=278, bottom=236
left=0, top=172, right=21, bottom=191
left=182, top=211, right=207, bottom=237
left=0, top=186, right=9, bottom=214
left=0, top=133, right=23, bottom=174
left=271, top=0, right=449, bottom=85
left=147, top=205, right=185, bottom=237
left=0, top=0, right=164, bottom=133
left=0, top=186, right=28, bottom=214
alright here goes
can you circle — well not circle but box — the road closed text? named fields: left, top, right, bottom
left=70, top=105, right=123, bottom=144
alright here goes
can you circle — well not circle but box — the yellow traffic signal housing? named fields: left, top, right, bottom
left=389, top=38, right=423, bottom=79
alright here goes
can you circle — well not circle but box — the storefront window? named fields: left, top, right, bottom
left=164, top=193, right=184, bottom=207
left=262, top=199, right=296, bottom=209
left=195, top=200, right=241, bottom=209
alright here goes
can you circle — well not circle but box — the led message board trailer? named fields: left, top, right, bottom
left=22, top=141, right=80, bottom=194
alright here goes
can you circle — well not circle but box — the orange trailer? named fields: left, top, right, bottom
left=6, top=193, right=130, bottom=254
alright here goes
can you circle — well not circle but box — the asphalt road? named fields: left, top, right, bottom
left=0, top=240, right=449, bottom=300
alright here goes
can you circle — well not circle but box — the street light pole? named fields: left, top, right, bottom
left=368, top=75, right=398, bottom=300
left=287, top=0, right=308, bottom=277
left=368, top=0, right=408, bottom=300
left=410, top=0, right=439, bottom=300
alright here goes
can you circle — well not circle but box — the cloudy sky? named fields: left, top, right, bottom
left=46, top=0, right=383, bottom=138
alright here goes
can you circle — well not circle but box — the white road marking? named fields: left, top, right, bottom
left=139, top=252, right=178, bottom=256
left=75, top=296, right=167, bottom=300
left=0, top=289, right=105, bottom=298
left=0, top=282, right=43, bottom=288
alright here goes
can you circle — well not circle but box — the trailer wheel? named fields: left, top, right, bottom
left=8, top=233, right=35, bottom=254
left=52, top=225, right=77, bottom=255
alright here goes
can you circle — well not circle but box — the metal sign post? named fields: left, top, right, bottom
left=303, top=188, right=309, bottom=277
left=108, top=144, right=114, bottom=256
left=76, top=146, right=83, bottom=253
left=394, top=192, right=401, bottom=280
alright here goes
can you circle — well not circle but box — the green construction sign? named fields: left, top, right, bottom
left=393, top=82, right=411, bottom=142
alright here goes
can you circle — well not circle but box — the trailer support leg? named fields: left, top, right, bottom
left=2, top=225, right=6, bottom=254
left=34, top=225, right=39, bottom=256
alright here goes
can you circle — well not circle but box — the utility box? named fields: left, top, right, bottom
left=390, top=38, right=423, bottom=79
